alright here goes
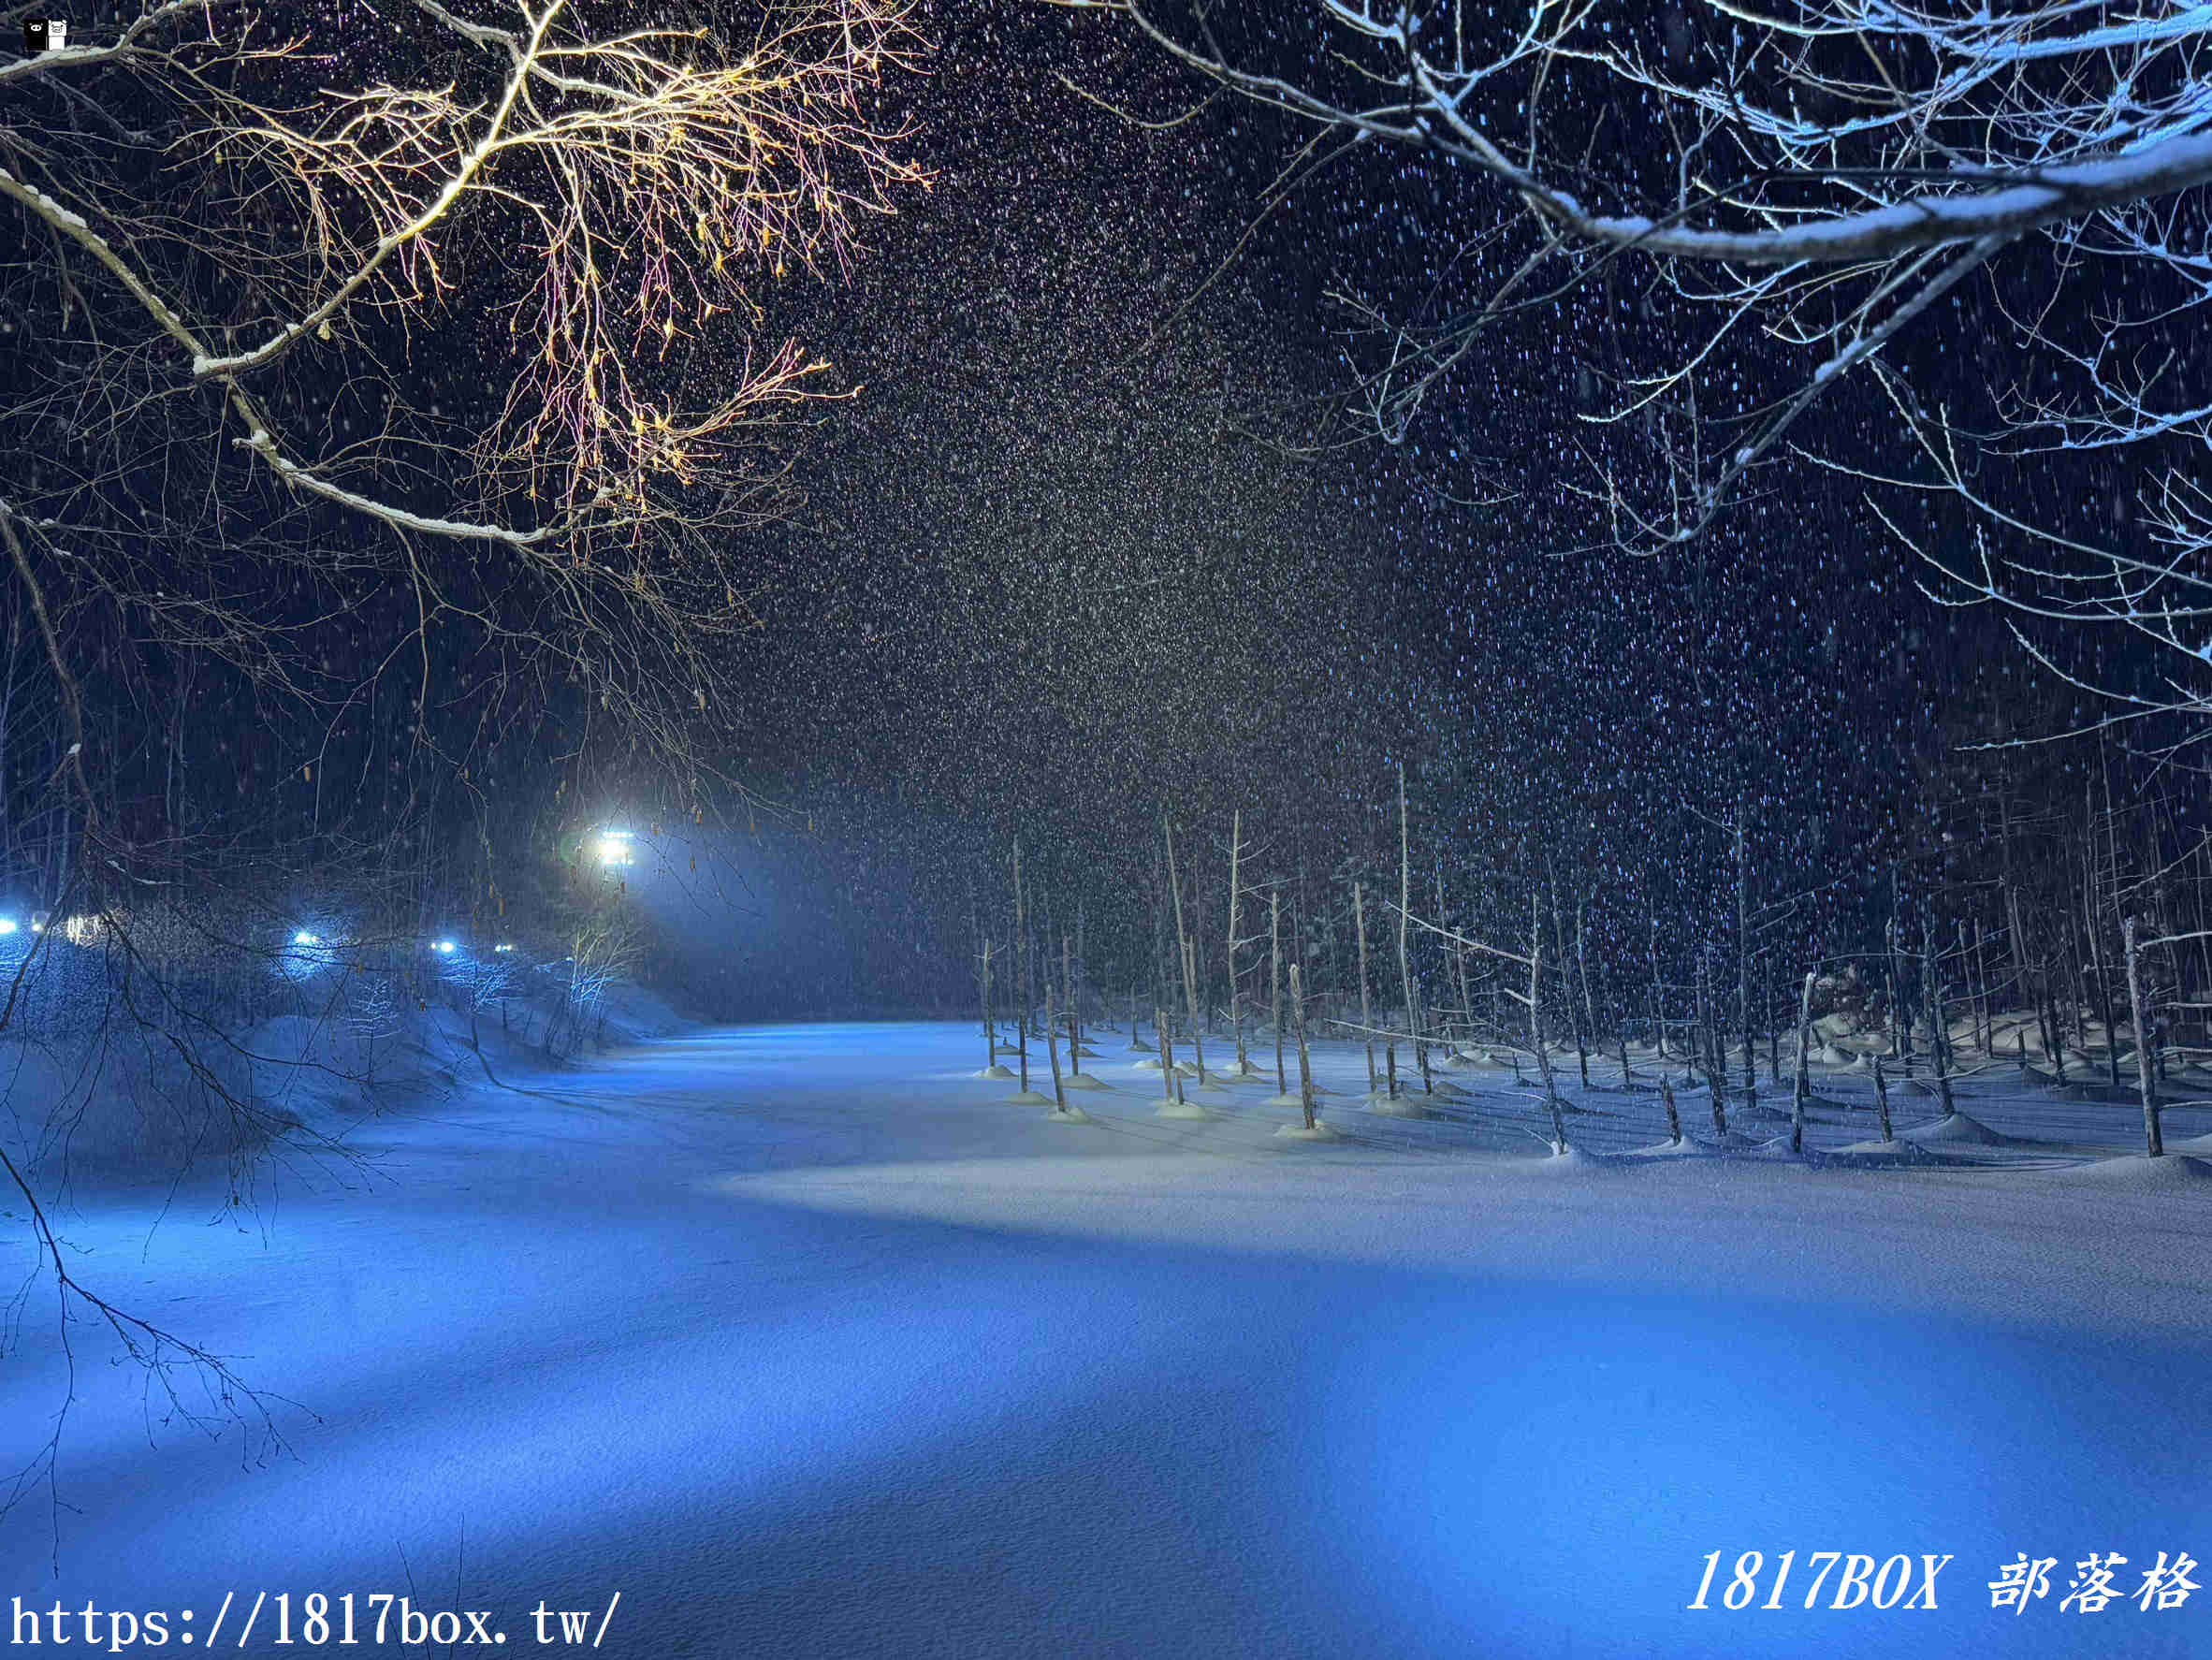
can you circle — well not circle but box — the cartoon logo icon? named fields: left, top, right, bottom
left=22, top=18, right=68, bottom=54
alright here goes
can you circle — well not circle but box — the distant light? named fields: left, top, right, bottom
left=434, top=939, right=457, bottom=954
left=597, top=829, right=634, bottom=867
left=0, top=920, right=16, bottom=937
left=294, top=930, right=321, bottom=947
left=494, top=942, right=515, bottom=954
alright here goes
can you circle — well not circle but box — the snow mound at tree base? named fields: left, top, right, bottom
left=1900, top=1111, right=2009, bottom=1145
left=1699, top=1128, right=1771, bottom=1150
left=1827, top=1138, right=1943, bottom=1166
left=1131, top=1056, right=1164, bottom=1070
left=1363, top=1094, right=1427, bottom=1118
left=1126, top=1040, right=1154, bottom=1053
left=1273, top=1120, right=1341, bottom=1141
left=1261, top=1092, right=1306, bottom=1108
left=1059, top=1071, right=1109, bottom=1090
left=1004, top=1089, right=1055, bottom=1106
left=976, top=1065, right=1016, bottom=1080
left=2051, top=1153, right=2212, bottom=1188
left=1043, top=1106, right=1094, bottom=1124
left=1154, top=1099, right=1213, bottom=1120
left=1532, top=1146, right=1608, bottom=1171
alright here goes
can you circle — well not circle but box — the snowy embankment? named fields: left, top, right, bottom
left=4, top=1021, right=2209, bottom=1659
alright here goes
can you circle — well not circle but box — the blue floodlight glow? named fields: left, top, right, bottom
left=434, top=939, right=458, bottom=955
left=597, top=829, right=635, bottom=867
left=294, top=930, right=321, bottom=947
left=495, top=942, right=515, bottom=954
left=0, top=920, right=17, bottom=937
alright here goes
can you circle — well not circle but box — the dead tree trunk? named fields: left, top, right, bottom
left=1549, top=872, right=1588, bottom=1089
left=1983, top=917, right=2001, bottom=1055
left=1354, top=880, right=1378, bottom=1097
left=1166, top=815, right=1207, bottom=1085
left=1181, top=936, right=1209, bottom=1086
left=979, top=939, right=995, bottom=1070
left=1063, top=933, right=1083, bottom=1075
left=2089, top=866, right=2121, bottom=1091
left=1660, top=1073, right=1681, bottom=1144
left=1043, top=968, right=1068, bottom=1114
left=1227, top=808, right=1250, bottom=1076
left=1271, top=887, right=1287, bottom=1097
left=1453, top=896, right=1475, bottom=1064
left=2124, top=915, right=2164, bottom=1158
left=1873, top=1054, right=1894, bottom=1143
left=1290, top=962, right=1317, bottom=1130
left=1924, top=927, right=1956, bottom=1119
left=1012, top=841, right=1030, bottom=1096
left=1737, top=804, right=1755, bottom=1111
left=1887, top=880, right=1915, bottom=1078
left=1790, top=968, right=1814, bottom=1155
left=1397, top=764, right=1430, bottom=1092
left=1576, top=896, right=1598, bottom=1091
left=1698, top=955, right=1728, bottom=1138
left=1531, top=896, right=1566, bottom=1155
left=1766, top=957, right=1782, bottom=1085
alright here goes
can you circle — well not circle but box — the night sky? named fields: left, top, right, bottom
left=639, top=0, right=2134, bottom=1016
left=0, top=0, right=2182, bottom=1019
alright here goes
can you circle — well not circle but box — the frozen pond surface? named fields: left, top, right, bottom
left=6, top=1021, right=2210, bottom=1657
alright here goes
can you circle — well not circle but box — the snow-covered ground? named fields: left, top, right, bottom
left=5, top=1020, right=2210, bottom=1657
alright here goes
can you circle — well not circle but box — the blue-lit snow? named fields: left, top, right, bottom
left=5, top=1020, right=2209, bottom=1658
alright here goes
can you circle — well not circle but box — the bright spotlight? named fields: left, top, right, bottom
left=434, top=939, right=457, bottom=955
left=494, top=942, right=515, bottom=954
left=597, top=829, right=634, bottom=867
left=0, top=920, right=17, bottom=937
left=294, top=930, right=321, bottom=947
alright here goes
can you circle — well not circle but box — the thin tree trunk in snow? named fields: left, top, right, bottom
left=1271, top=887, right=1287, bottom=1096
left=1925, top=927, right=1956, bottom=1118
left=1291, top=962, right=1317, bottom=1130
left=1355, top=880, right=1377, bottom=1096
left=1397, top=765, right=1429, bottom=1091
left=1531, top=896, right=1565, bottom=1155
left=2124, top=915, right=2163, bottom=1158
left=979, top=939, right=994, bottom=1070
left=1790, top=969, right=1814, bottom=1155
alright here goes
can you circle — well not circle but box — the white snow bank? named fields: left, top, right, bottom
left=1899, top=1111, right=2009, bottom=1146
left=1154, top=1099, right=1213, bottom=1119
left=2047, top=1153, right=2212, bottom=1188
